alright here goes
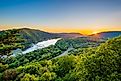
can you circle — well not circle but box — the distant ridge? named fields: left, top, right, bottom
left=90, top=31, right=121, bottom=38
left=0, top=28, right=83, bottom=43
left=56, top=33, right=83, bottom=38
left=19, top=28, right=58, bottom=43
left=17, top=28, right=83, bottom=43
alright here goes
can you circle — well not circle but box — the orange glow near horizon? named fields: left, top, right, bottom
left=41, top=27, right=94, bottom=35
left=0, top=25, right=121, bottom=35
left=38, top=26, right=121, bottom=35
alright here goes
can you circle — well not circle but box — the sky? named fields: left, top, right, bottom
left=0, top=0, right=121, bottom=35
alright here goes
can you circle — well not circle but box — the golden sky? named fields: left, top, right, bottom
left=0, top=0, right=121, bottom=35
left=0, top=25, right=121, bottom=35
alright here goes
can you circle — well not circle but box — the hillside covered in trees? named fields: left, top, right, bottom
left=18, top=28, right=83, bottom=44
left=90, top=31, right=121, bottom=38
left=0, top=28, right=83, bottom=57
left=0, top=31, right=121, bottom=81
left=0, top=29, right=25, bottom=57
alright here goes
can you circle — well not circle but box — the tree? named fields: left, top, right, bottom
left=0, top=29, right=25, bottom=57
left=0, top=63, right=8, bottom=73
left=20, top=73, right=39, bottom=81
left=39, top=72, right=57, bottom=81
left=54, top=55, right=77, bottom=77
left=2, top=69, right=17, bottom=81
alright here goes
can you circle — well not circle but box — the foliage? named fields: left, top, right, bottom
left=0, top=34, right=121, bottom=81
left=0, top=63, right=8, bottom=72
left=19, top=28, right=59, bottom=44
left=2, top=69, right=17, bottom=81
left=0, top=29, right=25, bottom=57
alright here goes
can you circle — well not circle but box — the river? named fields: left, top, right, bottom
left=8, top=38, right=61, bottom=57
left=22, top=38, right=61, bottom=54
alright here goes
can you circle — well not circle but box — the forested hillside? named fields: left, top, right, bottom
left=90, top=31, right=121, bottom=38
left=0, top=28, right=83, bottom=57
left=19, top=28, right=59, bottom=44
left=0, top=29, right=25, bottom=57
left=13, top=28, right=84, bottom=49
left=19, top=28, right=83, bottom=44
left=0, top=35, right=121, bottom=81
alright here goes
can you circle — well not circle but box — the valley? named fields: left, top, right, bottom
left=0, top=28, right=121, bottom=81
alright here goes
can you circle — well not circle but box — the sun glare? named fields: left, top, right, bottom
left=92, top=31, right=98, bottom=34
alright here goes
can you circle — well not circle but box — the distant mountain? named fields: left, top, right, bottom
left=19, top=28, right=58, bottom=44
left=56, top=33, right=83, bottom=38
left=0, top=28, right=84, bottom=43
left=90, top=31, right=121, bottom=38
left=18, top=28, right=83, bottom=43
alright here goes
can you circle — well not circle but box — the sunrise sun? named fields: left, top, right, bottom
left=92, top=31, right=99, bottom=35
